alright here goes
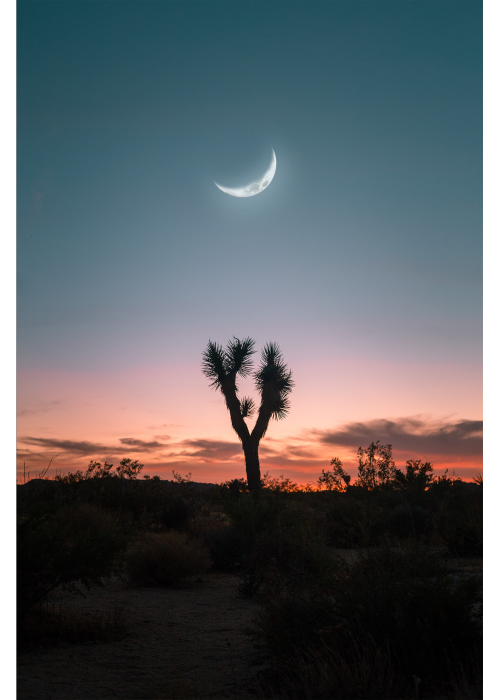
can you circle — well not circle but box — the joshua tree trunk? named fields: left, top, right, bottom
left=242, top=438, right=261, bottom=492
left=220, top=378, right=263, bottom=491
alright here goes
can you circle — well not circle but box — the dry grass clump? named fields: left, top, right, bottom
left=126, top=531, right=212, bottom=586
left=18, top=600, right=128, bottom=650
left=261, top=635, right=482, bottom=700
left=254, top=543, right=482, bottom=699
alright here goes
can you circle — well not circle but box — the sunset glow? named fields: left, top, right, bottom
left=17, top=356, right=482, bottom=483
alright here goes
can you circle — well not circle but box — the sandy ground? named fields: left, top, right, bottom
left=17, top=552, right=482, bottom=700
left=17, top=573, right=265, bottom=700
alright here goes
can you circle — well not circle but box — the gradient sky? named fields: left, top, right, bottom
left=17, top=0, right=482, bottom=483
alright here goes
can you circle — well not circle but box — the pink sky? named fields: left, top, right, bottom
left=17, top=356, right=482, bottom=484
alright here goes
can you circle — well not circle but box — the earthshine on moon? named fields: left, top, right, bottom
left=214, top=149, right=276, bottom=197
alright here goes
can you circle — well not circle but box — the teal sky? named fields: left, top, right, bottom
left=16, top=1, right=482, bottom=481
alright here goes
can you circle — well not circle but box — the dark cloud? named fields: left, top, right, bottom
left=176, top=438, right=242, bottom=462
left=19, top=435, right=170, bottom=455
left=310, top=418, right=482, bottom=458
left=18, top=437, right=112, bottom=455
left=17, top=435, right=243, bottom=464
left=282, top=445, right=321, bottom=459
left=118, top=437, right=168, bottom=451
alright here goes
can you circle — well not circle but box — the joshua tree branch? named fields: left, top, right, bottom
left=251, top=397, right=274, bottom=443
left=220, top=379, right=251, bottom=443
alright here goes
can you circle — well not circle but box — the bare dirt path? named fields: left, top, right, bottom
left=17, top=573, right=265, bottom=700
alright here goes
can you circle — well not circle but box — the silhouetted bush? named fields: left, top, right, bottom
left=153, top=496, right=191, bottom=530
left=255, top=543, right=482, bottom=699
left=386, top=503, right=433, bottom=540
left=222, top=490, right=287, bottom=552
left=323, top=497, right=384, bottom=547
left=125, top=531, right=212, bottom=586
left=198, top=522, right=243, bottom=571
left=260, top=623, right=481, bottom=699
left=18, top=599, right=128, bottom=650
left=436, top=483, right=482, bottom=557
left=220, top=478, right=250, bottom=497
left=17, top=503, right=130, bottom=621
left=238, top=509, right=336, bottom=598
left=20, top=476, right=202, bottom=532
left=339, top=546, right=481, bottom=659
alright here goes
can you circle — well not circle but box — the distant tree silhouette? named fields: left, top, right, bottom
left=202, top=337, right=293, bottom=492
left=356, top=441, right=396, bottom=489
left=393, top=459, right=434, bottom=492
left=318, top=457, right=351, bottom=491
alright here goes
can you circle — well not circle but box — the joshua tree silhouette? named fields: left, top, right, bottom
left=202, top=337, right=293, bottom=492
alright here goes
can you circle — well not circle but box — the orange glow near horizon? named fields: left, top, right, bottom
left=17, top=358, right=482, bottom=484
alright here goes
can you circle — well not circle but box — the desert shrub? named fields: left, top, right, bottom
left=17, top=503, right=130, bottom=621
left=318, top=457, right=352, bottom=491
left=222, top=491, right=287, bottom=552
left=339, top=546, right=481, bottom=656
left=385, top=503, right=433, bottom=540
left=193, top=518, right=244, bottom=570
left=54, top=458, right=145, bottom=483
left=356, top=441, right=397, bottom=489
left=261, top=472, right=301, bottom=492
left=323, top=497, right=384, bottom=547
left=35, top=477, right=201, bottom=531
left=238, top=514, right=336, bottom=598
left=18, top=600, right=128, bottom=650
left=220, top=477, right=249, bottom=497
left=393, top=459, right=435, bottom=493
left=17, top=481, right=69, bottom=524
left=255, top=543, right=482, bottom=699
left=264, top=627, right=480, bottom=699
left=125, top=531, right=212, bottom=586
left=286, top=635, right=400, bottom=700
left=187, top=506, right=244, bottom=570
left=436, top=485, right=482, bottom=557
left=147, top=495, right=191, bottom=531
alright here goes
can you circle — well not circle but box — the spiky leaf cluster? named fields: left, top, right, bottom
left=201, top=337, right=256, bottom=391
left=254, top=342, right=294, bottom=420
left=239, top=396, right=256, bottom=418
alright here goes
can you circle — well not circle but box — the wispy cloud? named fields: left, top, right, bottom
left=18, top=435, right=170, bottom=455
left=175, top=438, right=242, bottom=462
left=17, top=415, right=482, bottom=479
left=118, top=437, right=168, bottom=451
left=19, top=437, right=116, bottom=455
left=309, top=417, right=482, bottom=458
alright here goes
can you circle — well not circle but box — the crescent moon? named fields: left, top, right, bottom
left=214, top=149, right=276, bottom=197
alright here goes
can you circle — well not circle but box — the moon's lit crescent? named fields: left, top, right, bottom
left=214, top=149, right=276, bottom=197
